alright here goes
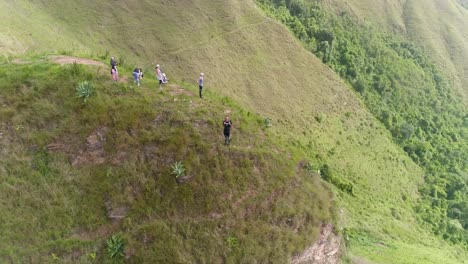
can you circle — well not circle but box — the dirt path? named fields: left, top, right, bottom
left=291, top=224, right=342, bottom=264
left=50, top=55, right=106, bottom=66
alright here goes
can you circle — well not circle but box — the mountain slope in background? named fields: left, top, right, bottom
left=329, top=0, right=468, bottom=103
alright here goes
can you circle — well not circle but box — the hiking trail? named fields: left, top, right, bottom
left=50, top=55, right=106, bottom=66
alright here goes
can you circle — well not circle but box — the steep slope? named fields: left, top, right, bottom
left=1, top=0, right=466, bottom=263
left=256, top=0, right=467, bottom=238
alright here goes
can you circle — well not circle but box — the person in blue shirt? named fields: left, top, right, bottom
left=133, top=67, right=142, bottom=86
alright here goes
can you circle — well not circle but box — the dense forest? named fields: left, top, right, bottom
left=257, top=0, right=468, bottom=245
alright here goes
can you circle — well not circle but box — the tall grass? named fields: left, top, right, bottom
left=0, top=61, right=333, bottom=263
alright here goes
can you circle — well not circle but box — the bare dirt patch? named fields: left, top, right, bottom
left=291, top=224, right=342, bottom=264
left=12, top=58, right=32, bottom=64
left=50, top=55, right=106, bottom=67
left=168, top=84, right=194, bottom=97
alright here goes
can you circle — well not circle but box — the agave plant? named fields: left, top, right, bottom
left=76, top=81, right=95, bottom=103
left=171, top=161, right=186, bottom=179
left=106, top=235, right=124, bottom=258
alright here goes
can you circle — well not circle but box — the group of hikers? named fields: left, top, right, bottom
left=110, top=56, right=232, bottom=145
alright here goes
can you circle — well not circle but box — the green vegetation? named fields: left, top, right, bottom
left=0, top=0, right=466, bottom=262
left=76, top=80, right=96, bottom=103
left=171, top=161, right=186, bottom=180
left=0, top=60, right=334, bottom=262
left=106, top=235, right=124, bottom=259
left=257, top=0, right=467, bottom=247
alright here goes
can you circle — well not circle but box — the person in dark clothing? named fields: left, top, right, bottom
left=139, top=68, right=144, bottom=79
left=110, top=57, right=118, bottom=81
left=198, top=73, right=204, bottom=98
left=110, top=56, right=117, bottom=68
left=223, top=116, right=232, bottom=145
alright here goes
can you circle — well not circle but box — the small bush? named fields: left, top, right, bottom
left=314, top=114, right=325, bottom=123
left=106, top=235, right=124, bottom=259
left=225, top=236, right=239, bottom=248
left=320, top=164, right=332, bottom=181
left=304, top=161, right=319, bottom=174
left=76, top=81, right=95, bottom=103
left=69, top=62, right=83, bottom=76
left=264, top=117, right=272, bottom=128
left=320, top=164, right=355, bottom=196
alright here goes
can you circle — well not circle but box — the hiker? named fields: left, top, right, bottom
left=223, top=116, right=232, bottom=145
left=111, top=65, right=118, bottom=81
left=139, top=68, right=144, bottom=79
left=155, top=64, right=163, bottom=89
left=133, top=67, right=143, bottom=86
left=162, top=73, right=169, bottom=84
left=198, top=73, right=204, bottom=98
left=110, top=56, right=118, bottom=81
left=110, top=56, right=117, bottom=68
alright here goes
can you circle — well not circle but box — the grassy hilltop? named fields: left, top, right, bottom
left=0, top=60, right=336, bottom=263
left=0, top=0, right=467, bottom=263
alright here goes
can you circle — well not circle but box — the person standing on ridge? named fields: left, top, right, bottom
left=133, top=67, right=142, bottom=86
left=223, top=116, right=232, bottom=146
left=155, top=64, right=163, bottom=89
left=110, top=56, right=117, bottom=68
left=110, top=56, right=118, bottom=82
left=198, top=73, right=204, bottom=98
left=139, top=68, right=144, bottom=80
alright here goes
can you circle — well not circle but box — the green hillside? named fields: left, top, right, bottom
left=0, top=0, right=467, bottom=263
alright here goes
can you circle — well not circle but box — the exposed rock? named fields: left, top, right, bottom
left=71, top=127, right=108, bottom=167
left=110, top=151, right=128, bottom=165
left=291, top=224, right=342, bottom=264
left=175, top=174, right=195, bottom=184
left=108, top=206, right=129, bottom=220
left=46, top=143, right=67, bottom=151
left=104, top=199, right=129, bottom=221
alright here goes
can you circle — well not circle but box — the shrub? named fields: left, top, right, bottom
left=69, top=62, right=83, bottom=76
left=76, top=81, right=95, bottom=103
left=264, top=117, right=272, bottom=128
left=225, top=236, right=239, bottom=248
left=320, top=164, right=332, bottom=181
left=320, top=164, right=355, bottom=195
left=304, top=161, right=319, bottom=174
